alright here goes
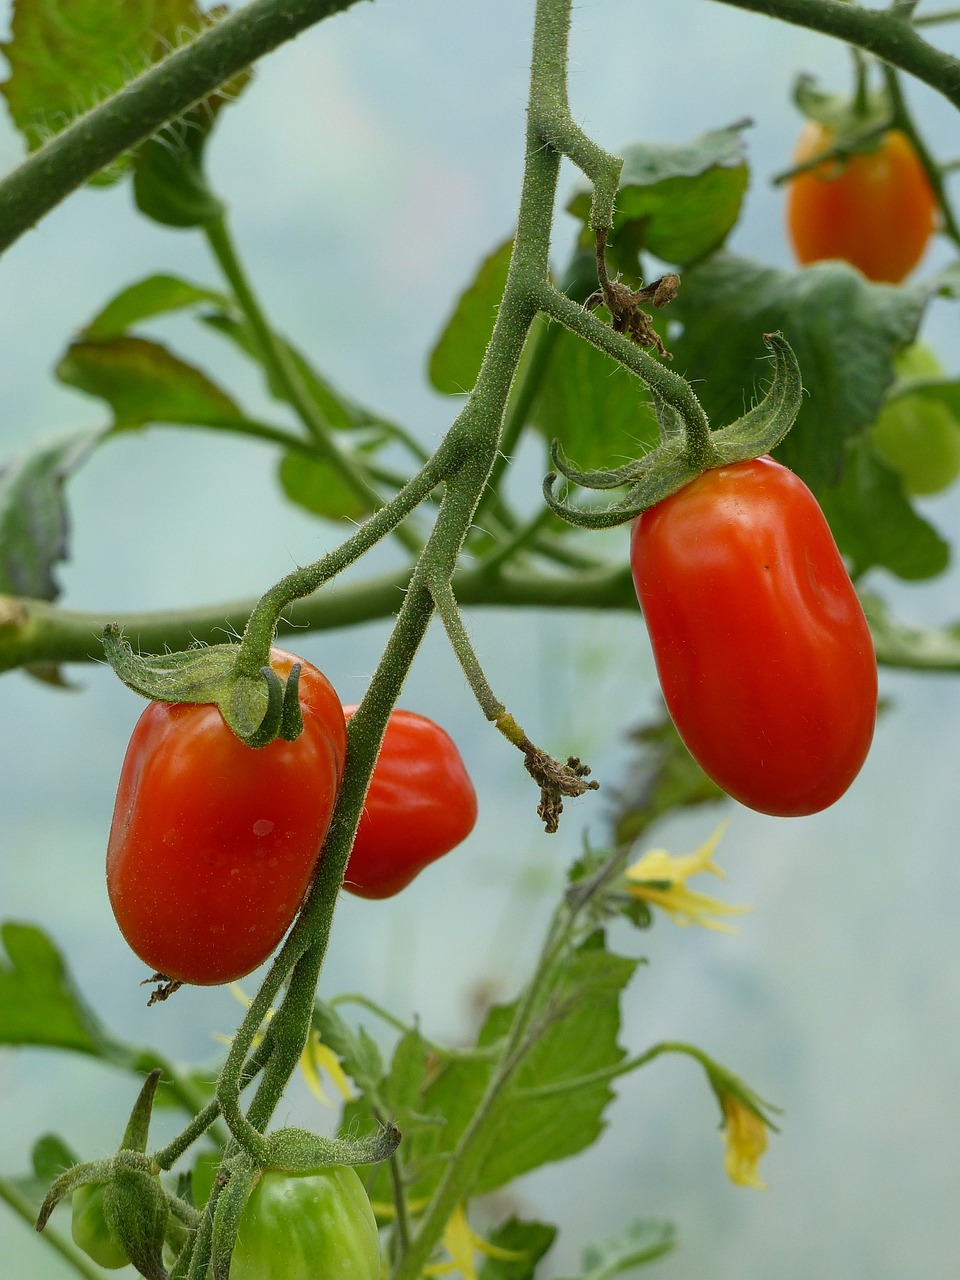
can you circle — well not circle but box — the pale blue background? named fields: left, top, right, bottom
left=2, top=2, right=960, bottom=1278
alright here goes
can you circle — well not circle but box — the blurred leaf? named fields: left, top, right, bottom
left=478, top=1218, right=558, bottom=1280
left=84, top=274, right=229, bottom=339
left=0, top=0, right=202, bottom=177
left=313, top=1000, right=385, bottom=1097
left=0, top=922, right=111, bottom=1055
left=0, top=429, right=103, bottom=599
left=818, top=438, right=949, bottom=581
left=532, top=328, right=661, bottom=470
left=203, top=311, right=388, bottom=433
left=568, top=124, right=750, bottom=267
left=428, top=237, right=513, bottom=394
left=670, top=252, right=929, bottom=488
left=32, top=1134, right=80, bottom=1184
left=277, top=452, right=369, bottom=522
left=862, top=593, right=960, bottom=671
left=559, top=1219, right=677, bottom=1280
left=57, top=335, right=246, bottom=429
left=610, top=710, right=725, bottom=852
left=388, top=936, right=634, bottom=1201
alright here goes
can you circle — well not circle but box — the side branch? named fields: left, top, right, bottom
left=708, top=0, right=960, bottom=109
left=0, top=0, right=367, bottom=257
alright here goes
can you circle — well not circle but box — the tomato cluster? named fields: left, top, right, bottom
left=631, top=457, right=878, bottom=817
left=107, top=651, right=476, bottom=985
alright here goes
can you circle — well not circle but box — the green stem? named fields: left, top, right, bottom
left=913, top=7, right=960, bottom=24
left=0, top=1176, right=102, bottom=1280
left=880, top=62, right=960, bottom=247
left=0, top=0, right=368, bottom=258
left=204, top=214, right=424, bottom=556
left=536, top=283, right=717, bottom=466
left=510, top=1040, right=713, bottom=1101
left=707, top=0, right=960, bottom=111
left=430, top=580, right=505, bottom=722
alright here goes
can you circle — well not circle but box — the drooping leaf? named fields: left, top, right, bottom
left=202, top=310, right=390, bottom=433
left=818, top=438, right=949, bottom=581
left=0, top=0, right=203, bottom=176
left=0, top=429, right=103, bottom=599
left=670, top=251, right=929, bottom=488
left=57, top=335, right=246, bottom=430
left=559, top=1219, right=677, bottom=1280
left=0, top=922, right=112, bottom=1055
left=568, top=124, right=750, bottom=268
left=83, top=274, right=229, bottom=339
left=532, top=328, right=661, bottom=471
left=428, top=237, right=514, bottom=394
left=313, top=1000, right=386, bottom=1097
left=385, top=935, right=635, bottom=1201
left=278, top=451, right=370, bottom=522
left=478, top=1218, right=558, bottom=1280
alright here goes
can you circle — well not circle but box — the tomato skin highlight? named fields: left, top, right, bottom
left=341, top=708, right=477, bottom=899
left=630, top=457, right=878, bottom=818
left=230, top=1165, right=380, bottom=1280
left=786, top=123, right=936, bottom=283
left=106, top=648, right=347, bottom=985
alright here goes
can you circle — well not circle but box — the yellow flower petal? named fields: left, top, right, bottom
left=625, top=823, right=750, bottom=931
left=300, top=1032, right=354, bottom=1106
left=720, top=1093, right=769, bottom=1189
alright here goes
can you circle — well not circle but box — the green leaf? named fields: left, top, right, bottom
left=203, top=311, right=386, bottom=432
left=0, top=429, right=103, bottom=600
left=278, top=452, right=369, bottom=522
left=0, top=922, right=111, bottom=1055
left=313, top=1000, right=385, bottom=1096
left=560, top=1219, right=677, bottom=1280
left=532, top=329, right=661, bottom=471
left=83, top=274, right=229, bottom=339
left=818, top=438, right=949, bottom=581
left=670, top=252, right=929, bottom=489
left=568, top=124, right=750, bottom=267
left=0, top=0, right=202, bottom=174
left=861, top=593, right=960, bottom=672
left=478, top=1218, right=558, bottom=1280
left=57, top=335, right=246, bottom=430
left=33, top=1134, right=80, bottom=1184
left=428, top=237, right=513, bottom=394
left=397, top=936, right=636, bottom=1200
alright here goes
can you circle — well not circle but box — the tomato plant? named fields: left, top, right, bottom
left=630, top=457, right=878, bottom=818
left=106, top=649, right=347, bottom=985
left=786, top=123, right=937, bottom=283
left=230, top=1165, right=380, bottom=1280
left=71, top=1185, right=128, bottom=1271
left=341, top=707, right=478, bottom=899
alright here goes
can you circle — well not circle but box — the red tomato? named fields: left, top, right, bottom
left=341, top=708, right=477, bottom=899
left=106, top=649, right=347, bottom=985
left=630, top=457, right=877, bottom=818
left=786, top=123, right=936, bottom=283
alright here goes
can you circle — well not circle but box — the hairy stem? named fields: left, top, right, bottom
left=0, top=0, right=368, bottom=258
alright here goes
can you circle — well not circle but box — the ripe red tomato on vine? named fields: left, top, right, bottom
left=786, top=122, right=937, bottom=283
left=342, top=707, right=477, bottom=898
left=106, top=648, right=347, bottom=986
left=630, top=456, right=878, bottom=818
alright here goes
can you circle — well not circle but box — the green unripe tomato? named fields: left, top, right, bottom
left=71, top=1184, right=129, bottom=1270
left=871, top=394, right=960, bottom=496
left=230, top=1165, right=380, bottom=1280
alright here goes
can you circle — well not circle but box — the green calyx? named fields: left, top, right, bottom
left=102, top=624, right=304, bottom=747
left=792, top=70, right=891, bottom=150
left=544, top=331, right=802, bottom=529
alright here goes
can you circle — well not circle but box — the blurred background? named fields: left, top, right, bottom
left=2, top=1, right=960, bottom=1276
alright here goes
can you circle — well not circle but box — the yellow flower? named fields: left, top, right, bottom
left=624, top=823, right=750, bottom=932
left=719, top=1092, right=770, bottom=1190
left=423, top=1205, right=525, bottom=1280
left=219, top=984, right=353, bottom=1107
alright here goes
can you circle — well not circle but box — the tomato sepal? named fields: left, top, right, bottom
left=544, top=331, right=801, bottom=530
left=102, top=625, right=305, bottom=748
left=262, top=1124, right=401, bottom=1173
